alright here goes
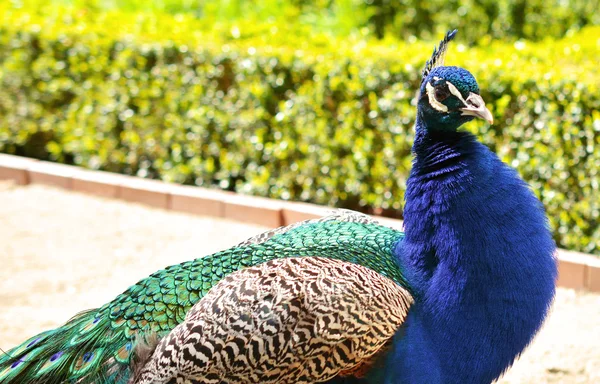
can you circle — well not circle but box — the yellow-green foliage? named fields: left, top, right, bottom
left=12, top=0, right=600, bottom=43
left=1, top=3, right=599, bottom=254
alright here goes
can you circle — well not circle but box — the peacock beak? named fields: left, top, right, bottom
left=460, top=93, right=493, bottom=124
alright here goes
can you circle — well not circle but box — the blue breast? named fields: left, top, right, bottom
left=375, top=129, right=556, bottom=384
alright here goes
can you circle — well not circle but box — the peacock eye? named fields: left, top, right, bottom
left=434, top=86, right=450, bottom=102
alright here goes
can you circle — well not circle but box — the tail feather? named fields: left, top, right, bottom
left=126, top=333, right=162, bottom=384
left=0, top=310, right=135, bottom=384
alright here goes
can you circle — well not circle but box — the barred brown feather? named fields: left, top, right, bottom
left=131, top=257, right=413, bottom=384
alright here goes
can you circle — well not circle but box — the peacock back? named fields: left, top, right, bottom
left=0, top=212, right=409, bottom=384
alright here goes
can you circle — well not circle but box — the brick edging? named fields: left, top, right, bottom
left=1, top=153, right=598, bottom=292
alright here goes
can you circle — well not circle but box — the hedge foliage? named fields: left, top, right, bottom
left=352, top=0, right=600, bottom=41
left=284, top=0, right=600, bottom=42
left=41, top=0, right=600, bottom=43
left=0, top=3, right=599, bottom=255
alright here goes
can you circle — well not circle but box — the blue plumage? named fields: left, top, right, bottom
left=329, top=30, right=556, bottom=384
left=387, top=131, right=556, bottom=383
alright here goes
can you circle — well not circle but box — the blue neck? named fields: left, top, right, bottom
left=379, top=118, right=557, bottom=383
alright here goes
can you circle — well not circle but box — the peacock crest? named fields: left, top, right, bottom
left=421, top=29, right=458, bottom=83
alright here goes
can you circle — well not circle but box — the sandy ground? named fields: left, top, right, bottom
left=0, top=182, right=598, bottom=383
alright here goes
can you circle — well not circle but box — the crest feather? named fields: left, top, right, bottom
left=421, top=29, right=458, bottom=83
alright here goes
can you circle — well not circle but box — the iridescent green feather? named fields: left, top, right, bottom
left=0, top=220, right=406, bottom=383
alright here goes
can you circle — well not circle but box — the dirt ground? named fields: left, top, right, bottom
left=0, top=182, right=598, bottom=383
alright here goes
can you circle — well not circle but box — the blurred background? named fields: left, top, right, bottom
left=0, top=0, right=599, bottom=256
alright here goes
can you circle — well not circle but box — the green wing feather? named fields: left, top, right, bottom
left=0, top=217, right=406, bottom=384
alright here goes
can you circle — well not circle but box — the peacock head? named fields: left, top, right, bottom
left=417, top=30, right=493, bottom=132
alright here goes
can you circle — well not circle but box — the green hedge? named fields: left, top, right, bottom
left=292, top=0, right=600, bottom=42
left=39, top=0, right=600, bottom=43
left=359, top=0, right=600, bottom=41
left=1, top=3, right=599, bottom=255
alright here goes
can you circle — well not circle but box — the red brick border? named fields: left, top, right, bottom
left=1, top=153, right=598, bottom=292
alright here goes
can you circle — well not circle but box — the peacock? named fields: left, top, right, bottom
left=0, top=30, right=557, bottom=384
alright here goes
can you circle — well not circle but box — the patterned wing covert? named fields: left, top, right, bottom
left=131, top=257, right=413, bottom=384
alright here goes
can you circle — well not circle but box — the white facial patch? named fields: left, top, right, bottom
left=446, top=81, right=468, bottom=107
left=426, top=82, right=448, bottom=112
